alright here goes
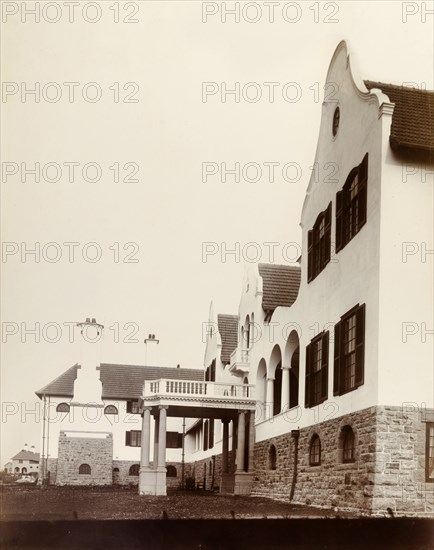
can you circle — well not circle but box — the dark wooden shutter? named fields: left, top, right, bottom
left=209, top=419, right=214, bottom=449
left=358, top=156, right=368, bottom=229
left=125, top=431, right=131, bottom=446
left=305, top=343, right=312, bottom=407
left=355, top=304, right=366, bottom=387
left=126, top=401, right=132, bottom=413
left=177, top=433, right=183, bottom=448
left=307, top=230, right=313, bottom=282
left=333, top=321, right=341, bottom=396
left=336, top=191, right=343, bottom=252
left=321, top=331, right=329, bottom=401
left=204, top=421, right=209, bottom=451
left=325, top=203, right=332, bottom=264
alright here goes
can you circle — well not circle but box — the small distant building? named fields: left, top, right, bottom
left=9, top=444, right=40, bottom=476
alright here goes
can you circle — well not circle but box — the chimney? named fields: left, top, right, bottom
left=73, top=317, right=104, bottom=404
left=23, top=443, right=28, bottom=451
left=144, top=334, right=159, bottom=366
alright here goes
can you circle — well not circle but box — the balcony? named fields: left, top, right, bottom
left=229, top=348, right=250, bottom=376
left=140, top=378, right=256, bottom=417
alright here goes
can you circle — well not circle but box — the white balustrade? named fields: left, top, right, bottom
left=143, top=379, right=255, bottom=400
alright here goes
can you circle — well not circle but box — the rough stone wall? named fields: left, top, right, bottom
left=250, top=406, right=433, bottom=516
left=112, top=460, right=183, bottom=488
left=372, top=406, right=434, bottom=516
left=56, top=432, right=113, bottom=486
left=188, top=452, right=235, bottom=491
left=292, top=407, right=377, bottom=513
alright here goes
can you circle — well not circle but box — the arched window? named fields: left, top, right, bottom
left=104, top=405, right=118, bottom=415
left=113, top=467, right=119, bottom=473
left=342, top=426, right=356, bottom=463
left=56, top=402, right=70, bottom=413
left=14, top=467, right=19, bottom=473
left=129, top=464, right=140, bottom=476
left=79, top=464, right=91, bottom=475
left=22, top=467, right=27, bottom=474
left=268, top=444, right=277, bottom=470
left=167, top=465, right=177, bottom=477
left=309, top=435, right=321, bottom=466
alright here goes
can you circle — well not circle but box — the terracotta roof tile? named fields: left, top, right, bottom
left=36, top=364, right=205, bottom=400
left=364, top=81, right=434, bottom=162
left=258, top=263, right=301, bottom=312
left=217, top=314, right=238, bottom=364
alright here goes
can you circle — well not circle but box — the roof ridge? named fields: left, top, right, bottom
left=364, top=79, right=434, bottom=95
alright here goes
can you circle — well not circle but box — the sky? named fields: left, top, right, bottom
left=1, top=0, right=433, bottom=465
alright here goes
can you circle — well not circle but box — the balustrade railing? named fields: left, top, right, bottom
left=144, top=379, right=255, bottom=400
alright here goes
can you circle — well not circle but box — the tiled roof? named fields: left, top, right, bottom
left=217, top=314, right=239, bottom=364
left=364, top=81, right=434, bottom=162
left=258, top=263, right=301, bottom=312
left=12, top=450, right=40, bottom=461
left=36, top=364, right=205, bottom=400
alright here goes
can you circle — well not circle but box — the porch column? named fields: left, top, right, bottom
left=222, top=419, right=230, bottom=473
left=236, top=411, right=247, bottom=472
left=153, top=413, right=159, bottom=469
left=140, top=407, right=151, bottom=469
left=231, top=417, right=237, bottom=473
left=281, top=365, right=291, bottom=412
left=157, top=406, right=168, bottom=468
left=266, top=377, right=274, bottom=419
left=247, top=410, right=255, bottom=473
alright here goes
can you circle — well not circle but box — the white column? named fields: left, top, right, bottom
left=281, top=366, right=290, bottom=412
left=236, top=411, right=246, bottom=472
left=153, top=414, right=159, bottom=469
left=266, top=377, right=274, bottom=419
left=140, top=407, right=151, bottom=469
left=157, top=406, right=168, bottom=469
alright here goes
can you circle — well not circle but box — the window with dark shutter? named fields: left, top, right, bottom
left=203, top=421, right=209, bottom=451
left=333, top=304, right=366, bottom=396
left=125, top=430, right=141, bottom=447
left=335, top=154, right=368, bottom=252
left=307, top=203, right=332, bottom=283
left=209, top=419, right=214, bottom=449
left=426, top=423, right=434, bottom=482
left=305, top=342, right=312, bottom=408
left=166, top=432, right=183, bottom=448
left=305, top=332, right=329, bottom=408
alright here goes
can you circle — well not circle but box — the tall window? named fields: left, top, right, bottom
left=305, top=332, right=329, bottom=408
left=166, top=432, right=183, bottom=449
left=426, top=423, right=434, bottom=482
left=167, top=465, right=177, bottom=478
left=268, top=445, right=277, bottom=470
left=79, top=464, right=91, bottom=475
left=308, top=203, right=332, bottom=282
left=341, top=426, right=356, bottom=463
left=125, top=430, right=141, bottom=447
left=334, top=304, right=366, bottom=396
left=336, top=154, right=368, bottom=251
left=129, top=464, right=140, bottom=476
left=309, top=435, right=321, bottom=466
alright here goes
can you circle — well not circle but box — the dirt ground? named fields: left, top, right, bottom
left=0, top=484, right=355, bottom=521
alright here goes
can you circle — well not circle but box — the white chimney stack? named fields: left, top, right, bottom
left=145, top=334, right=159, bottom=366
left=73, top=317, right=104, bottom=404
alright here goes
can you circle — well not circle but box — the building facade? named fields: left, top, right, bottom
left=183, top=41, right=434, bottom=516
left=35, top=41, right=433, bottom=516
